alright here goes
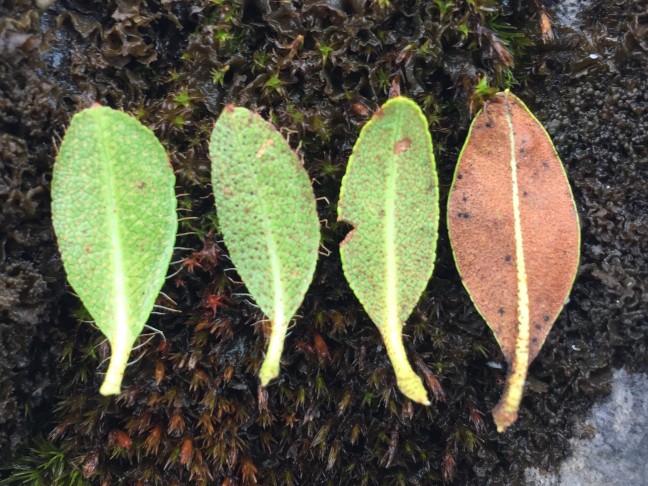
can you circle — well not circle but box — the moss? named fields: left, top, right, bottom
left=1, top=0, right=646, bottom=484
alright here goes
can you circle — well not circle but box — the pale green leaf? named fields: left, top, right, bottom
left=210, top=106, right=320, bottom=386
left=51, top=105, right=177, bottom=395
left=338, top=97, right=439, bottom=405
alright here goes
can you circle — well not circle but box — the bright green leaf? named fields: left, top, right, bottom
left=51, top=104, right=177, bottom=396
left=209, top=106, right=320, bottom=386
left=338, top=97, right=439, bottom=405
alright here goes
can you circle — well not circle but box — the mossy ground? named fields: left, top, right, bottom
left=0, top=0, right=646, bottom=484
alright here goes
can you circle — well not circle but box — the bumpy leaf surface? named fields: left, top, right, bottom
left=210, top=106, right=320, bottom=386
left=338, top=97, right=439, bottom=405
left=51, top=105, right=177, bottom=395
left=447, top=91, right=580, bottom=432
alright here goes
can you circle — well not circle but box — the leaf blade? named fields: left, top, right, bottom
left=448, top=91, right=580, bottom=431
left=338, top=97, right=439, bottom=405
left=51, top=105, right=177, bottom=395
left=209, top=106, right=320, bottom=386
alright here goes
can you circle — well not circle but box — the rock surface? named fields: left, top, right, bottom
left=525, top=369, right=648, bottom=486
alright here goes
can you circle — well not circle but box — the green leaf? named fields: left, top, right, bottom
left=338, top=97, right=439, bottom=405
left=447, top=91, right=580, bottom=432
left=51, top=104, right=177, bottom=396
left=209, top=106, right=320, bottom=386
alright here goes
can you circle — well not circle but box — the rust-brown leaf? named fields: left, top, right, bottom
left=448, top=90, right=580, bottom=432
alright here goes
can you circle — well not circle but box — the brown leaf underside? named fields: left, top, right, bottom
left=448, top=92, right=579, bottom=431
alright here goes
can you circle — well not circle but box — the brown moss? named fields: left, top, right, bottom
left=1, top=0, right=646, bottom=484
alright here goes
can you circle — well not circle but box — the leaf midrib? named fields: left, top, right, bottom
left=231, top=117, right=285, bottom=324
left=504, top=96, right=530, bottom=373
left=97, top=111, right=129, bottom=343
left=385, top=106, right=403, bottom=329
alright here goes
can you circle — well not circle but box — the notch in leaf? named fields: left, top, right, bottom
left=210, top=106, right=320, bottom=386
left=51, top=104, right=178, bottom=396
left=338, top=97, right=439, bottom=405
left=448, top=91, right=580, bottom=432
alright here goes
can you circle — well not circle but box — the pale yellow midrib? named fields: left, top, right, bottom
left=259, top=218, right=286, bottom=384
left=503, top=95, right=531, bottom=412
left=233, top=121, right=285, bottom=385
left=100, top=117, right=129, bottom=349
left=380, top=108, right=429, bottom=405
left=98, top=112, right=130, bottom=394
left=385, top=125, right=399, bottom=336
left=265, top=223, right=285, bottom=326
left=231, top=123, right=285, bottom=324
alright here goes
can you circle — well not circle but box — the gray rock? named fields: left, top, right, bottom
left=525, top=369, right=648, bottom=486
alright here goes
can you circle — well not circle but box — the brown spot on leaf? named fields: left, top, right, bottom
left=256, top=138, right=274, bottom=158
left=394, top=138, right=411, bottom=154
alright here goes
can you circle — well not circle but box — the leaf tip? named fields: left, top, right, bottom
left=396, top=372, right=430, bottom=406
left=258, top=362, right=278, bottom=387
left=99, top=339, right=133, bottom=396
left=492, top=404, right=518, bottom=433
left=99, top=381, right=121, bottom=396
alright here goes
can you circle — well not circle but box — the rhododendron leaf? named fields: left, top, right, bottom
left=210, top=106, right=320, bottom=386
left=52, top=104, right=177, bottom=396
left=338, top=97, right=439, bottom=405
left=448, top=91, right=580, bottom=432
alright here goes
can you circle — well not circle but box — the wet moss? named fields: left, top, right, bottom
left=1, top=0, right=646, bottom=484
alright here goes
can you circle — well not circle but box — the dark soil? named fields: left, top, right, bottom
left=0, top=0, right=646, bottom=484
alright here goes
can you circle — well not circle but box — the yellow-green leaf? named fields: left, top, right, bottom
left=51, top=105, right=177, bottom=395
left=338, top=97, right=439, bottom=405
left=210, top=106, right=320, bottom=386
